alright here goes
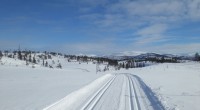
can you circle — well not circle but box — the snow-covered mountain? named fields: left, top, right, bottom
left=109, top=51, right=146, bottom=56
left=103, top=52, right=181, bottom=60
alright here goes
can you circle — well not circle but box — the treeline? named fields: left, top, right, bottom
left=119, top=60, right=145, bottom=69
left=64, top=55, right=118, bottom=66
left=64, top=55, right=145, bottom=70
left=144, top=56, right=179, bottom=63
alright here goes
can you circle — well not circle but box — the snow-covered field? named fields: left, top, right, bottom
left=44, top=73, right=165, bottom=110
left=0, top=56, right=200, bottom=110
left=0, top=57, right=104, bottom=110
left=126, top=62, right=200, bottom=110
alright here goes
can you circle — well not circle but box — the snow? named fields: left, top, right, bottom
left=43, top=73, right=165, bottom=110
left=117, top=62, right=200, bottom=110
left=43, top=62, right=200, bottom=110
left=0, top=57, right=105, bottom=110
left=0, top=56, right=200, bottom=110
left=1, top=57, right=27, bottom=66
left=43, top=74, right=112, bottom=110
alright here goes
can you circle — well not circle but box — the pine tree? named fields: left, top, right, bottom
left=18, top=50, right=22, bottom=60
left=125, top=63, right=129, bottom=69
left=0, top=51, right=3, bottom=60
left=57, top=63, right=62, bottom=69
left=43, top=59, right=45, bottom=66
left=33, top=57, right=36, bottom=64
left=45, top=61, right=48, bottom=67
left=29, top=54, right=32, bottom=62
left=195, top=52, right=200, bottom=61
left=122, top=62, right=125, bottom=68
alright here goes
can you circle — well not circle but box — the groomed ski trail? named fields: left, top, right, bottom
left=44, top=73, right=165, bottom=110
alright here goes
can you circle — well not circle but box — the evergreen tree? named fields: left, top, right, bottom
left=0, top=51, right=3, bottom=60
left=45, top=61, right=48, bottom=67
left=48, top=54, right=52, bottom=59
left=43, top=59, right=45, bottom=66
left=161, top=56, right=165, bottom=63
left=24, top=55, right=26, bottom=61
left=33, top=57, right=36, bottom=64
left=45, top=55, right=47, bottom=60
left=18, top=50, right=22, bottom=60
left=57, top=63, right=62, bottom=69
left=125, top=63, right=129, bottom=69
left=195, top=52, right=200, bottom=61
left=4, top=50, right=8, bottom=57
left=29, top=54, right=32, bottom=62
left=122, top=62, right=125, bottom=68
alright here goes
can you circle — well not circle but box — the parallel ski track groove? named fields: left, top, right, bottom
left=129, top=74, right=142, bottom=110
left=131, top=75, right=150, bottom=110
left=127, top=75, right=134, bottom=110
left=44, top=73, right=165, bottom=110
left=80, top=75, right=117, bottom=110
left=127, top=74, right=141, bottom=110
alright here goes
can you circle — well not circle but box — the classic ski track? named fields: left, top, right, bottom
left=131, top=75, right=151, bottom=110
left=78, top=73, right=165, bottom=110
left=80, top=74, right=117, bottom=110
left=132, top=74, right=165, bottom=110
left=127, top=74, right=141, bottom=110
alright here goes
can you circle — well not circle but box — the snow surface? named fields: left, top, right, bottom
left=44, top=73, right=165, bottom=110
left=118, top=62, right=200, bottom=110
left=43, top=62, right=200, bottom=110
left=0, top=56, right=200, bottom=110
left=0, top=57, right=105, bottom=110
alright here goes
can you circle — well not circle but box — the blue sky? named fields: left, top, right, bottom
left=0, top=0, right=200, bottom=55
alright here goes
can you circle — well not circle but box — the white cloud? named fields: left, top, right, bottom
left=132, top=24, right=169, bottom=45
left=78, top=0, right=200, bottom=48
left=38, top=0, right=200, bottom=54
left=187, top=0, right=200, bottom=20
left=117, top=0, right=185, bottom=17
left=137, top=24, right=167, bottom=36
left=2, top=0, right=199, bottom=55
left=144, top=43, right=200, bottom=54
left=80, top=0, right=200, bottom=29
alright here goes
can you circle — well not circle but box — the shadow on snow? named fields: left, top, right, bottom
left=130, top=74, right=165, bottom=110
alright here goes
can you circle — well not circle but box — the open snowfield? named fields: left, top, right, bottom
left=0, top=57, right=104, bottom=110
left=43, top=62, right=200, bottom=110
left=125, top=62, right=200, bottom=110
left=0, top=57, right=200, bottom=110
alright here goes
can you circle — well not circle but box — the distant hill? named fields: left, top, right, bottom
left=103, top=52, right=195, bottom=61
